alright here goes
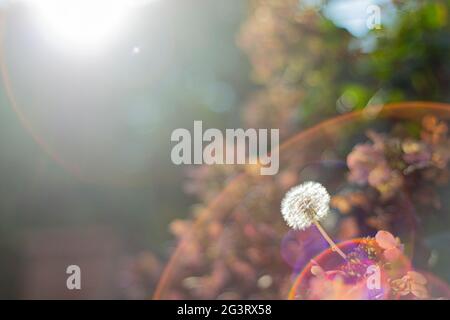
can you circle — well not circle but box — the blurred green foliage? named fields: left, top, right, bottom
left=240, top=0, right=450, bottom=133
left=369, top=0, right=450, bottom=102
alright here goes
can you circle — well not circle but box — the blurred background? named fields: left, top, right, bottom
left=0, top=0, right=449, bottom=299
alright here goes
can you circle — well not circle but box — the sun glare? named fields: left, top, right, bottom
left=28, top=0, right=133, bottom=50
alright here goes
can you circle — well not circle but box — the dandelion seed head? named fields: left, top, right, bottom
left=281, top=181, right=330, bottom=230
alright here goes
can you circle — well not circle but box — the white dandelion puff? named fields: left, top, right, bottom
left=281, top=181, right=330, bottom=230
left=281, top=181, right=347, bottom=260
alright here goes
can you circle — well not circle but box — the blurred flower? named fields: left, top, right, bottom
left=368, top=164, right=403, bottom=200
left=375, top=230, right=404, bottom=262
left=347, top=143, right=385, bottom=185
left=402, top=139, right=431, bottom=171
left=391, top=271, right=429, bottom=299
left=346, top=116, right=450, bottom=204
left=422, top=115, right=448, bottom=145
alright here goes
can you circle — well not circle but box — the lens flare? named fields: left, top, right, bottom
left=29, top=0, right=132, bottom=50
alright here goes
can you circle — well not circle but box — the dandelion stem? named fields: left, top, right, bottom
left=313, top=220, right=347, bottom=260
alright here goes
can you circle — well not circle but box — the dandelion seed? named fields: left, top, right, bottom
left=281, top=181, right=347, bottom=260
left=281, top=181, right=330, bottom=230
